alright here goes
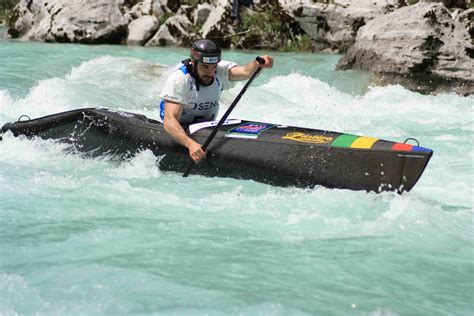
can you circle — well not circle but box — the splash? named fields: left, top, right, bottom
left=113, top=150, right=163, bottom=179
left=225, top=73, right=473, bottom=139
left=0, top=56, right=167, bottom=123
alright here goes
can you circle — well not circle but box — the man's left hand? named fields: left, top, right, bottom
left=258, top=55, right=273, bottom=69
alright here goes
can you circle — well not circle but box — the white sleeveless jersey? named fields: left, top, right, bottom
left=159, top=61, right=237, bottom=124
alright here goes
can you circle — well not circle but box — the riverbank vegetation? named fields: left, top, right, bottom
left=231, top=3, right=313, bottom=51
left=0, top=0, right=18, bottom=24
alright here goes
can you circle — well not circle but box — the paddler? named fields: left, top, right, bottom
left=159, top=39, right=273, bottom=163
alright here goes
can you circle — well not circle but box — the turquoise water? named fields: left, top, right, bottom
left=1, top=34, right=473, bottom=315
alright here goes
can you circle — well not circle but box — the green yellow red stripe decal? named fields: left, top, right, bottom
left=351, top=136, right=379, bottom=149
left=282, top=131, right=432, bottom=153
left=331, top=134, right=359, bottom=147
left=331, top=134, right=379, bottom=149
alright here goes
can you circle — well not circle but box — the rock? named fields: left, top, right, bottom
left=127, top=15, right=159, bottom=45
left=147, top=23, right=175, bottom=45
left=194, top=3, right=214, bottom=26
left=176, top=5, right=195, bottom=23
left=123, top=0, right=165, bottom=24
left=337, top=2, right=474, bottom=95
left=120, top=0, right=140, bottom=18
left=121, top=0, right=141, bottom=8
left=291, top=0, right=402, bottom=53
left=124, top=0, right=152, bottom=22
left=160, top=0, right=181, bottom=13
left=151, top=2, right=165, bottom=19
left=279, top=0, right=312, bottom=6
left=145, top=13, right=191, bottom=46
left=6, top=0, right=128, bottom=44
left=419, top=0, right=468, bottom=10
left=5, top=2, right=35, bottom=39
left=455, top=8, right=473, bottom=40
left=200, top=1, right=233, bottom=48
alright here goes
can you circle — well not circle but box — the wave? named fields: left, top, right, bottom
left=0, top=56, right=168, bottom=124
left=1, top=67, right=472, bottom=209
left=226, top=73, right=473, bottom=138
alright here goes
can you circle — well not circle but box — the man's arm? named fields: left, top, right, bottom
left=163, top=100, right=206, bottom=163
left=228, top=55, right=273, bottom=81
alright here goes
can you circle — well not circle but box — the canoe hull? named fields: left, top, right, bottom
left=1, top=108, right=433, bottom=193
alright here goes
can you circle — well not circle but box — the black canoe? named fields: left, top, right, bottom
left=1, top=108, right=433, bottom=193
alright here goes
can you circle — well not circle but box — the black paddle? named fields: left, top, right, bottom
left=183, top=56, right=266, bottom=177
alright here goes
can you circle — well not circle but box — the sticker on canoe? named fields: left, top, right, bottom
left=282, top=132, right=334, bottom=144
left=225, top=123, right=274, bottom=139
left=189, top=119, right=242, bottom=134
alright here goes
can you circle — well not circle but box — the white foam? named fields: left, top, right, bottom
left=0, top=273, right=48, bottom=314
left=0, top=132, right=72, bottom=166
left=0, top=56, right=167, bottom=123
left=0, top=89, right=13, bottom=107
left=220, top=73, right=473, bottom=147
left=113, top=150, right=163, bottom=179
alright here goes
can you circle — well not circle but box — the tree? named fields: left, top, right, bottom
left=1, top=0, right=19, bottom=24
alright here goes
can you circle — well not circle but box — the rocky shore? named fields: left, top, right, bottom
left=4, top=0, right=473, bottom=95
left=336, top=2, right=473, bottom=95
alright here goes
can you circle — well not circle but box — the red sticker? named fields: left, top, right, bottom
left=392, top=143, right=413, bottom=151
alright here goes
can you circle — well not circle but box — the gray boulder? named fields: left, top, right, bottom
left=127, top=15, right=160, bottom=45
left=6, top=0, right=127, bottom=44
left=194, top=3, right=214, bottom=26
left=145, top=14, right=191, bottom=46
left=151, top=1, right=166, bottom=19
left=175, top=5, right=195, bottom=22
left=200, top=1, right=233, bottom=48
left=337, top=2, right=474, bottom=95
left=143, top=1, right=235, bottom=47
left=290, top=0, right=401, bottom=53
left=123, top=1, right=147, bottom=22
left=124, top=0, right=165, bottom=22
left=419, top=0, right=468, bottom=9
left=455, top=8, right=473, bottom=40
left=159, top=0, right=181, bottom=13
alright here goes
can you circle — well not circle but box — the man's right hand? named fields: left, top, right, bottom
left=188, top=141, right=206, bottom=163
left=163, top=101, right=207, bottom=163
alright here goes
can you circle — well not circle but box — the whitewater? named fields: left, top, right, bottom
left=0, top=35, right=472, bottom=315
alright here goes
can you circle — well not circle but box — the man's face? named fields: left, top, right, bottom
left=195, top=62, right=217, bottom=86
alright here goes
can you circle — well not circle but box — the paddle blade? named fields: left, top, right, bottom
left=183, top=161, right=194, bottom=177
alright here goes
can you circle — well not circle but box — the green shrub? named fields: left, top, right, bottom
left=159, top=10, right=174, bottom=25
left=231, top=2, right=313, bottom=51
left=1, top=0, right=20, bottom=24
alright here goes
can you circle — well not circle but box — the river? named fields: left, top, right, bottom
left=0, top=34, right=472, bottom=315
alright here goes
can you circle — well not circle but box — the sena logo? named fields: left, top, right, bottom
left=202, top=56, right=219, bottom=63
left=192, top=100, right=219, bottom=111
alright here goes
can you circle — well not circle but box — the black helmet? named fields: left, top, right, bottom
left=190, top=39, right=221, bottom=64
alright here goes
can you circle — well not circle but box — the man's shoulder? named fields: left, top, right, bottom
left=166, top=66, right=190, bottom=82
left=217, top=60, right=238, bottom=79
left=160, top=63, right=192, bottom=100
left=218, top=60, right=238, bottom=70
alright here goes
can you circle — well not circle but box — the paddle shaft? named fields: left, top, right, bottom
left=183, top=57, right=265, bottom=177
